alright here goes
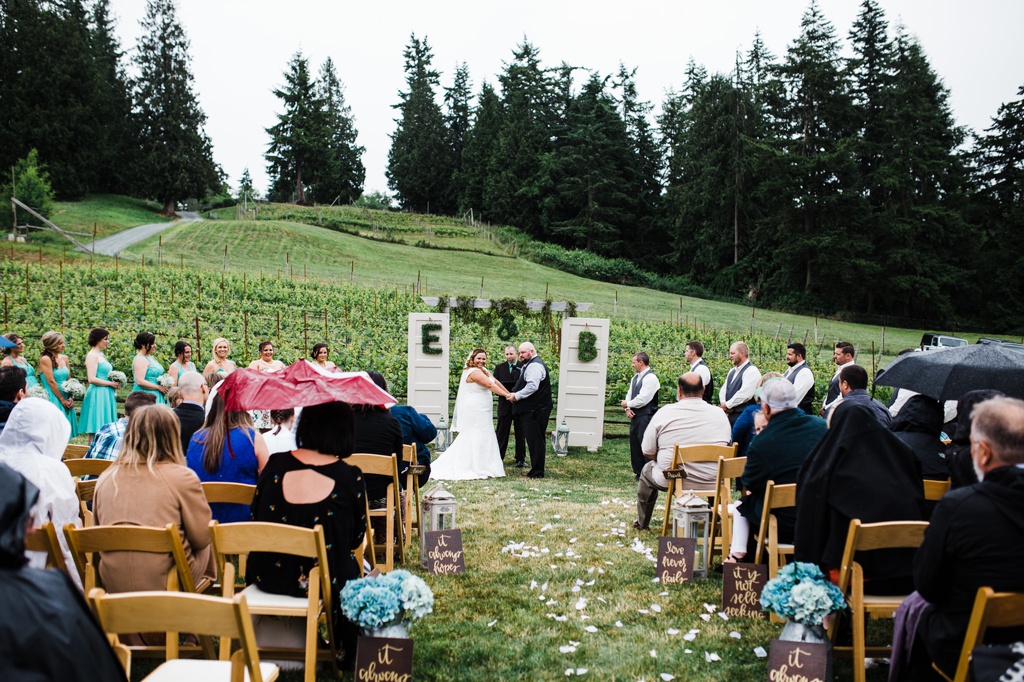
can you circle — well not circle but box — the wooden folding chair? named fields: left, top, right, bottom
left=923, top=478, right=951, bottom=501
left=660, top=443, right=737, bottom=535
left=754, top=482, right=797, bottom=577
left=63, top=457, right=114, bottom=478
left=347, top=453, right=405, bottom=571
left=76, top=479, right=97, bottom=526
left=62, top=443, right=89, bottom=460
left=210, top=521, right=335, bottom=682
left=201, top=482, right=257, bottom=507
left=831, top=519, right=930, bottom=682
left=938, top=587, right=1024, bottom=682
left=353, top=495, right=377, bottom=577
left=24, top=521, right=69, bottom=576
left=67, top=523, right=215, bottom=660
left=402, top=443, right=423, bottom=543
left=89, top=589, right=279, bottom=682
left=710, top=455, right=747, bottom=566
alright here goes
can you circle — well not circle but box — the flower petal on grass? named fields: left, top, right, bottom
left=703, top=603, right=716, bottom=613
left=615, top=621, right=624, bottom=628
left=660, top=675, right=676, bottom=681
left=575, top=598, right=587, bottom=611
left=704, top=652, right=721, bottom=662
left=729, top=631, right=741, bottom=639
left=576, top=669, right=588, bottom=675
left=487, top=620, right=498, bottom=627
left=754, top=647, right=768, bottom=658
left=584, top=625, right=598, bottom=633
left=667, top=628, right=680, bottom=636
left=559, top=645, right=576, bottom=654
left=650, top=604, right=662, bottom=613
left=700, top=614, right=711, bottom=622
left=683, top=633, right=697, bottom=642
left=717, top=612, right=729, bottom=620
left=650, top=649, right=657, bottom=658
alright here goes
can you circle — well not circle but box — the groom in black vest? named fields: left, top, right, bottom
left=494, top=345, right=526, bottom=466
left=508, top=341, right=553, bottom=478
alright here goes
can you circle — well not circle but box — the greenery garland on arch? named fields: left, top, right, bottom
left=432, top=295, right=576, bottom=338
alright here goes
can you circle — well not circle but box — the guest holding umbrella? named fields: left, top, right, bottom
left=130, top=332, right=168, bottom=405
left=1, top=333, right=38, bottom=389
left=167, top=341, right=197, bottom=385
left=78, top=328, right=121, bottom=438
left=38, top=331, right=78, bottom=437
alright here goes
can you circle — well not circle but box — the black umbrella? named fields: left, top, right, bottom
left=875, top=343, right=1024, bottom=402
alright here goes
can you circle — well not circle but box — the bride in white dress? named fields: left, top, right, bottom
left=431, top=348, right=512, bottom=480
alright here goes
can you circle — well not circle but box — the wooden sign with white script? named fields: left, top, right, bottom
left=765, top=640, right=829, bottom=682
left=722, top=563, right=767, bottom=619
left=421, top=529, right=465, bottom=574
left=656, top=537, right=695, bottom=584
left=355, top=636, right=413, bottom=682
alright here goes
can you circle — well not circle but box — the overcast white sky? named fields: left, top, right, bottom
left=108, top=0, right=1024, bottom=197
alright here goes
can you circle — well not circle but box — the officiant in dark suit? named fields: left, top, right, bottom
left=494, top=345, right=526, bottom=466
left=173, top=371, right=208, bottom=453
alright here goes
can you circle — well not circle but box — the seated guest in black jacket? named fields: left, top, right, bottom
left=890, top=394, right=950, bottom=481
left=894, top=397, right=1024, bottom=682
left=172, top=371, right=208, bottom=454
left=354, top=372, right=408, bottom=503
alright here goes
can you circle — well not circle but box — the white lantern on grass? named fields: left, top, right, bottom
left=673, top=491, right=712, bottom=579
left=420, top=484, right=457, bottom=565
left=434, top=414, right=451, bottom=452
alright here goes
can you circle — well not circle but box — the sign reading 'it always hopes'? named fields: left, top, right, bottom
left=356, top=636, right=413, bottom=682
left=766, top=640, right=829, bottom=682
left=656, top=537, right=696, bottom=584
left=722, top=563, right=767, bottom=619
left=421, top=529, right=465, bottom=574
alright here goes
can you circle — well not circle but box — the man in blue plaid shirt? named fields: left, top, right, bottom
left=85, top=392, right=156, bottom=460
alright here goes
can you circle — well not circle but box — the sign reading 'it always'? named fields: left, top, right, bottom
left=421, top=529, right=465, bottom=574
left=355, top=636, right=413, bottom=682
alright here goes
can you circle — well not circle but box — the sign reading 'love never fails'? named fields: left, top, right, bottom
left=356, top=637, right=413, bottom=682
left=656, top=537, right=696, bottom=584
left=722, top=563, right=767, bottom=619
left=422, top=529, right=465, bottom=575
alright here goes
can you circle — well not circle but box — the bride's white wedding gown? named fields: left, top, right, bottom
left=430, top=369, right=506, bottom=480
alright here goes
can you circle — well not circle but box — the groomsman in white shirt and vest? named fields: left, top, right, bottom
left=820, top=341, right=855, bottom=417
left=719, top=341, right=761, bottom=426
left=684, top=340, right=714, bottom=404
left=621, top=352, right=661, bottom=480
left=783, top=342, right=815, bottom=414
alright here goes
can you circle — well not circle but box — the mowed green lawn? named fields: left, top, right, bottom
left=126, top=218, right=983, bottom=363
left=50, top=194, right=170, bottom=240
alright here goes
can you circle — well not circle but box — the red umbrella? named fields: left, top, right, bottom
left=219, top=362, right=396, bottom=411
left=282, top=361, right=396, bottom=408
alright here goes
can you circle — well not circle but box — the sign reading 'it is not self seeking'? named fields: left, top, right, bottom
left=656, top=537, right=696, bottom=585
left=421, top=529, right=465, bottom=575
left=355, top=636, right=413, bottom=682
left=722, top=563, right=767, bottom=619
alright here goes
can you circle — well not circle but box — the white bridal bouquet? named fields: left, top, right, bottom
left=107, top=370, right=128, bottom=386
left=340, top=569, right=434, bottom=635
left=156, top=373, right=175, bottom=388
left=27, top=384, right=48, bottom=399
left=60, top=378, right=86, bottom=400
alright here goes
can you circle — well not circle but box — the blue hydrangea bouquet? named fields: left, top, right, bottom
left=759, top=562, right=847, bottom=626
left=341, top=569, right=434, bottom=636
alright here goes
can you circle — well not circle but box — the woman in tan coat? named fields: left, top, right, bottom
left=93, top=404, right=215, bottom=592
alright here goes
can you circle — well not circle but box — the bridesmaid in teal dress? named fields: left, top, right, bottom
left=78, top=328, right=122, bottom=436
left=38, top=331, right=78, bottom=437
left=167, top=340, right=198, bottom=384
left=130, top=332, right=169, bottom=405
left=1, top=333, right=38, bottom=388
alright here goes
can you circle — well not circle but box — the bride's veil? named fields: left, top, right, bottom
left=451, top=350, right=478, bottom=434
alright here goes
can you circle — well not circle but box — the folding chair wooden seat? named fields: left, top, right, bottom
left=75, top=479, right=97, bottom=526
left=62, top=443, right=89, bottom=460
left=63, top=457, right=114, bottom=478
left=67, top=523, right=215, bottom=660
left=660, top=443, right=737, bottom=536
left=89, top=589, right=279, bottom=682
left=24, top=521, right=69, bottom=576
left=347, top=453, right=405, bottom=571
left=831, top=519, right=930, bottom=682
left=402, top=443, right=423, bottom=544
left=938, top=587, right=1024, bottom=682
left=923, top=478, right=951, bottom=501
left=210, top=521, right=336, bottom=682
left=710, top=455, right=747, bottom=566
left=754, top=481, right=797, bottom=579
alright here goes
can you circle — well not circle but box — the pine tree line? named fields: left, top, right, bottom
left=0, top=0, right=219, bottom=213
left=385, top=3, right=1024, bottom=330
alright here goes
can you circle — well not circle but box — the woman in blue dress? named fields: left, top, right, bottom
left=185, top=393, right=269, bottom=523
left=130, top=332, right=168, bottom=405
left=38, top=331, right=78, bottom=437
left=167, top=340, right=197, bottom=385
left=78, top=328, right=122, bottom=437
left=1, top=333, right=38, bottom=388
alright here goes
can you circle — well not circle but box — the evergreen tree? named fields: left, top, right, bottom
left=386, top=34, right=450, bottom=213
left=88, top=0, right=134, bottom=194
left=1, top=149, right=55, bottom=229
left=459, top=81, right=502, bottom=216
left=443, top=63, right=473, bottom=214
left=236, top=167, right=258, bottom=202
left=312, top=57, right=365, bottom=205
left=265, top=52, right=324, bottom=204
left=132, top=0, right=218, bottom=214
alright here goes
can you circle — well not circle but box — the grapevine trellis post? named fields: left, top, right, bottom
left=302, top=312, right=308, bottom=357
left=243, top=312, right=249, bottom=358
left=194, top=317, right=201, bottom=364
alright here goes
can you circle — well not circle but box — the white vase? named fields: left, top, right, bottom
left=365, top=622, right=409, bottom=639
left=779, top=620, right=833, bottom=682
